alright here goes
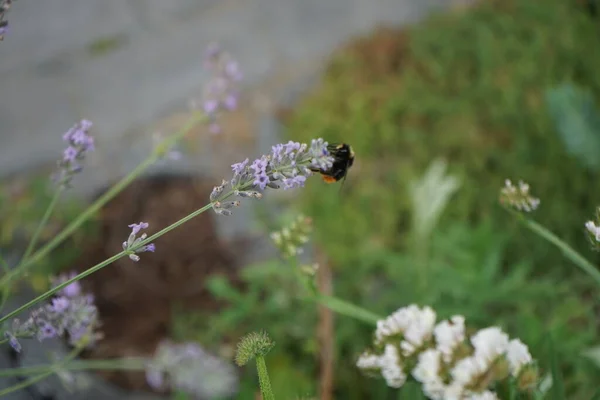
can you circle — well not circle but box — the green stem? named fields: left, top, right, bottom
left=255, top=356, right=275, bottom=400
left=0, top=200, right=217, bottom=325
left=0, top=344, right=82, bottom=397
left=0, top=357, right=146, bottom=377
left=0, top=254, right=10, bottom=313
left=508, top=209, right=600, bottom=288
left=313, top=294, right=381, bottom=325
left=1, top=111, right=207, bottom=289
left=20, top=187, right=64, bottom=264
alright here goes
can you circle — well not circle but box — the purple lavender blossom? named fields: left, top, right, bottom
left=200, top=43, right=242, bottom=133
left=209, top=138, right=333, bottom=215
left=5, top=331, right=20, bottom=352
left=55, top=120, right=94, bottom=188
left=0, top=1, right=13, bottom=41
left=145, top=340, right=238, bottom=398
left=8, top=272, right=101, bottom=352
left=122, top=222, right=155, bottom=262
left=53, top=272, right=83, bottom=298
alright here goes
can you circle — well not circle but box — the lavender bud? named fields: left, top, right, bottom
left=214, top=208, right=232, bottom=217
left=123, top=222, right=155, bottom=262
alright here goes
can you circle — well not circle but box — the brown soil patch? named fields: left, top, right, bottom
left=72, top=174, right=243, bottom=392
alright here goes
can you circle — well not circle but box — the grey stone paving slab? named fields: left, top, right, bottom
left=0, top=0, right=448, bottom=179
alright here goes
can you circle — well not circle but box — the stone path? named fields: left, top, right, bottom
left=0, top=0, right=454, bottom=398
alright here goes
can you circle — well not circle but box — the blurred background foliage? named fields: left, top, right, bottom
left=0, top=174, right=97, bottom=292
left=189, top=0, right=600, bottom=398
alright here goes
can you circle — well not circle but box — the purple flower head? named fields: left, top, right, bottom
left=282, top=175, right=307, bottom=190
left=143, top=243, right=156, bottom=253
left=123, top=222, right=155, bottom=262
left=37, top=320, right=58, bottom=340
left=210, top=138, right=335, bottom=216
left=56, top=119, right=94, bottom=188
left=5, top=331, right=21, bottom=353
left=63, top=146, right=78, bottom=163
left=9, top=271, right=101, bottom=349
left=203, top=99, right=219, bottom=116
left=53, top=272, right=82, bottom=298
left=146, top=368, right=165, bottom=390
left=232, top=158, right=249, bottom=176
left=49, top=297, right=70, bottom=313
left=128, top=222, right=149, bottom=236
left=0, top=3, right=10, bottom=41
left=253, top=172, right=270, bottom=190
left=146, top=340, right=238, bottom=398
left=200, top=44, right=241, bottom=133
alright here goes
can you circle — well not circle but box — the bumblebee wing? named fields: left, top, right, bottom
left=338, top=158, right=351, bottom=193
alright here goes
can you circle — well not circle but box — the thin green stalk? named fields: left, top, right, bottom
left=255, top=356, right=275, bottom=400
left=0, top=200, right=217, bottom=325
left=313, top=294, right=381, bottom=325
left=1, top=111, right=207, bottom=288
left=0, top=344, right=82, bottom=397
left=0, top=254, right=10, bottom=313
left=0, top=357, right=146, bottom=377
left=20, top=187, right=64, bottom=264
left=507, top=209, right=600, bottom=288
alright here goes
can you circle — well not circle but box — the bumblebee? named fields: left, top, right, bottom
left=312, top=143, right=355, bottom=184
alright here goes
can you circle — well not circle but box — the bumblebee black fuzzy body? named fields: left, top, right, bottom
left=312, top=143, right=355, bottom=184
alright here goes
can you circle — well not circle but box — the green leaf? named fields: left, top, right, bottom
left=548, top=335, right=565, bottom=400
left=581, top=345, right=600, bottom=369
left=545, top=83, right=600, bottom=170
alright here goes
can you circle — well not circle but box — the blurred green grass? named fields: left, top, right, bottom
left=264, top=0, right=600, bottom=397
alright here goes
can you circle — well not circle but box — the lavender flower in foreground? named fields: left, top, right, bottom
left=357, top=304, right=539, bottom=399
left=210, top=139, right=334, bottom=216
left=201, top=43, right=242, bottom=134
left=7, top=272, right=102, bottom=352
left=55, top=120, right=94, bottom=188
left=122, top=222, right=155, bottom=262
left=145, top=340, right=238, bottom=398
left=499, top=179, right=539, bottom=212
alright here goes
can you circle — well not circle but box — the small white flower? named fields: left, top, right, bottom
left=467, top=390, right=499, bottom=400
left=413, top=349, right=442, bottom=384
left=451, top=355, right=490, bottom=387
left=434, top=315, right=465, bottom=363
left=507, top=339, right=532, bottom=376
left=379, top=344, right=406, bottom=388
left=585, top=220, right=600, bottom=242
left=376, top=305, right=436, bottom=356
left=500, top=179, right=540, bottom=212
left=471, top=327, right=509, bottom=363
left=356, top=352, right=381, bottom=370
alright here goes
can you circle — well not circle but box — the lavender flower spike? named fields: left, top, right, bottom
left=7, top=271, right=102, bottom=352
left=200, top=43, right=242, bottom=134
left=210, top=138, right=334, bottom=216
left=0, top=0, right=15, bottom=41
left=145, top=340, right=238, bottom=398
left=55, top=119, right=94, bottom=188
left=122, top=222, right=155, bottom=262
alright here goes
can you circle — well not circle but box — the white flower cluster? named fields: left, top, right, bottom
left=500, top=179, right=540, bottom=212
left=357, top=305, right=536, bottom=400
